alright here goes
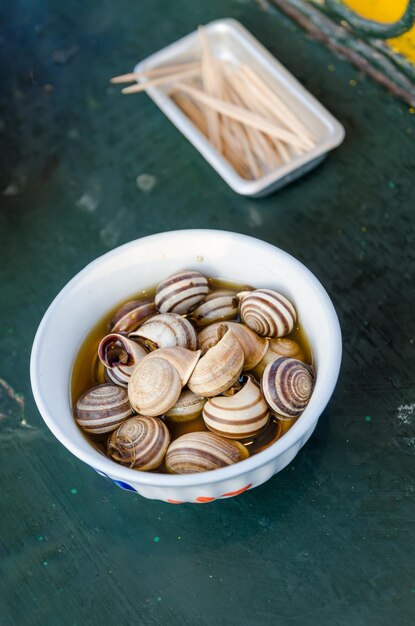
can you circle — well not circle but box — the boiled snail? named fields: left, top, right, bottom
left=191, top=290, right=239, bottom=327
left=73, top=269, right=314, bottom=476
left=252, top=337, right=305, bottom=378
left=110, top=299, right=156, bottom=334
left=75, top=384, right=132, bottom=434
left=188, top=327, right=244, bottom=397
left=165, top=432, right=249, bottom=474
left=198, top=321, right=269, bottom=370
left=203, top=376, right=269, bottom=439
left=130, top=313, right=198, bottom=350
left=108, top=416, right=170, bottom=470
left=261, top=357, right=314, bottom=418
left=128, top=355, right=182, bottom=417
left=98, top=333, right=147, bottom=387
left=155, top=270, right=209, bottom=314
left=239, top=288, right=297, bottom=338
left=165, top=389, right=206, bottom=423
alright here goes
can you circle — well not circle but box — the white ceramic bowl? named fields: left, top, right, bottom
left=30, top=230, right=342, bottom=503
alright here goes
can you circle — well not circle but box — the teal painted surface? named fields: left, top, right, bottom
left=0, top=1, right=414, bottom=625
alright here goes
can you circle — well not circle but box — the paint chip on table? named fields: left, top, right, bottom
left=136, top=173, right=157, bottom=192
left=397, top=404, right=415, bottom=424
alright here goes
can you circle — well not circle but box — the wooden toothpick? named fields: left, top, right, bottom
left=110, top=62, right=200, bottom=84
left=198, top=25, right=222, bottom=152
left=121, top=67, right=200, bottom=94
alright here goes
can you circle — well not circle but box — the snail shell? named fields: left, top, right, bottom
left=239, top=289, right=297, bottom=338
left=227, top=322, right=269, bottom=370
left=144, top=347, right=201, bottom=386
left=155, top=270, right=209, bottom=314
left=191, top=290, right=239, bottom=327
left=98, top=333, right=147, bottom=387
left=108, top=416, right=170, bottom=470
left=197, top=322, right=226, bottom=355
left=188, top=327, right=244, bottom=397
left=261, top=357, right=315, bottom=418
left=75, top=384, right=132, bottom=434
left=165, top=388, right=206, bottom=423
left=203, top=376, right=269, bottom=439
left=130, top=313, right=197, bottom=351
left=197, top=322, right=268, bottom=370
left=252, top=337, right=306, bottom=378
left=128, top=356, right=182, bottom=416
left=165, top=431, right=249, bottom=474
left=111, top=300, right=156, bottom=334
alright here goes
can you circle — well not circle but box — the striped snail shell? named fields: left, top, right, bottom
left=188, top=327, right=244, bottom=397
left=108, top=416, right=170, bottom=470
left=165, top=431, right=249, bottom=474
left=143, top=347, right=201, bottom=386
left=261, top=357, right=315, bottom=418
left=98, top=333, right=147, bottom=387
left=252, top=337, right=306, bottom=378
left=155, top=270, right=209, bottom=314
left=191, top=290, right=239, bottom=327
left=197, top=322, right=268, bottom=370
left=130, top=313, right=197, bottom=351
left=203, top=376, right=269, bottom=439
left=165, top=388, right=206, bottom=423
left=239, top=289, right=297, bottom=338
left=128, top=356, right=182, bottom=416
left=111, top=300, right=156, bottom=334
left=75, top=384, right=132, bottom=434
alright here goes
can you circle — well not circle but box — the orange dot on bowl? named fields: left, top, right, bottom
left=221, top=483, right=252, bottom=497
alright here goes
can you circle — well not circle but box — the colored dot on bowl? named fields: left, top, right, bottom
left=70, top=488, right=78, bottom=495
left=153, top=536, right=160, bottom=543
left=365, top=415, right=372, bottom=423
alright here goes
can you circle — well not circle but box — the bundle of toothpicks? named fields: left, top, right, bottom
left=111, top=26, right=315, bottom=180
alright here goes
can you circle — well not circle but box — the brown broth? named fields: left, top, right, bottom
left=71, top=279, right=313, bottom=466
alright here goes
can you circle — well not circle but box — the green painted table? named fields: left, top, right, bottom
left=1, top=1, right=414, bottom=624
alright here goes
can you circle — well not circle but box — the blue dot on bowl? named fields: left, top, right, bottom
left=112, top=479, right=137, bottom=492
left=93, top=469, right=136, bottom=492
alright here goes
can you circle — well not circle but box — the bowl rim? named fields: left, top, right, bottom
left=30, top=229, right=342, bottom=487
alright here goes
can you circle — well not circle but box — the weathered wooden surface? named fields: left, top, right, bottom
left=0, top=1, right=414, bottom=625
